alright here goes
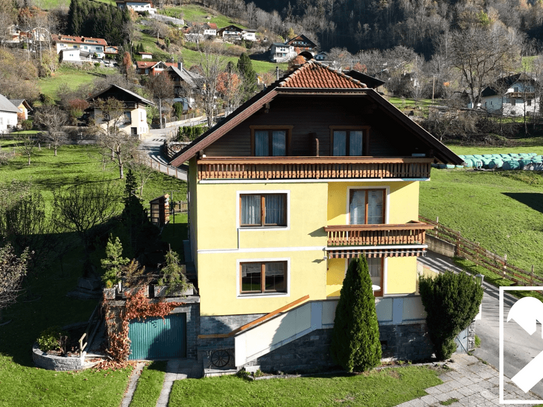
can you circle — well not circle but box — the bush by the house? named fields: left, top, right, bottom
left=330, top=256, right=382, bottom=372
left=419, top=272, right=483, bottom=360
left=21, top=120, right=33, bottom=130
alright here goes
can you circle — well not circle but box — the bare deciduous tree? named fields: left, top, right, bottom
left=18, top=134, right=36, bottom=165
left=449, top=25, right=522, bottom=108
left=52, top=182, right=121, bottom=275
left=148, top=73, right=174, bottom=129
left=95, top=97, right=139, bottom=179
left=34, top=105, right=68, bottom=156
left=0, top=243, right=29, bottom=320
left=197, top=42, right=227, bottom=127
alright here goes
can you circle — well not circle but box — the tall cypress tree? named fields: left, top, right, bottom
left=330, top=256, right=382, bottom=372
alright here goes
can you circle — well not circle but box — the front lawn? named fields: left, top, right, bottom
left=169, top=366, right=443, bottom=406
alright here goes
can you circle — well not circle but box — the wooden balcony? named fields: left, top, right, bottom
left=324, top=221, right=434, bottom=247
left=197, top=156, right=433, bottom=181
left=508, top=92, right=535, bottom=99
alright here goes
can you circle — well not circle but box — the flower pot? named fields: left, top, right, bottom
left=154, top=285, right=194, bottom=298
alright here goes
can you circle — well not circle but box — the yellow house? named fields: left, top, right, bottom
left=170, top=60, right=461, bottom=372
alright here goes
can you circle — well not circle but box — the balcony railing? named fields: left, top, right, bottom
left=197, top=157, right=433, bottom=181
left=324, top=221, right=434, bottom=247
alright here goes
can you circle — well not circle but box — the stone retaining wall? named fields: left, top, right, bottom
left=32, top=344, right=93, bottom=371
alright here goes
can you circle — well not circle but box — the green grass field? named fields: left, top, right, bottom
left=420, top=166, right=543, bottom=275
left=38, top=66, right=118, bottom=101
left=159, top=4, right=239, bottom=28
left=170, top=366, right=443, bottom=406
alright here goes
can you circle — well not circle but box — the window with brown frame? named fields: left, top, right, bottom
left=250, top=126, right=292, bottom=156
left=240, top=261, right=287, bottom=294
left=349, top=189, right=385, bottom=225
left=330, top=127, right=369, bottom=156
left=240, top=194, right=287, bottom=227
left=368, top=258, right=384, bottom=297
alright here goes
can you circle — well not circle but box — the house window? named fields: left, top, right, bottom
left=512, top=99, right=516, bottom=106
left=124, top=111, right=132, bottom=123
left=250, top=126, right=292, bottom=156
left=528, top=100, right=532, bottom=106
left=349, top=189, right=385, bottom=225
left=330, top=127, right=368, bottom=156
left=240, top=261, right=287, bottom=294
left=240, top=194, right=286, bottom=227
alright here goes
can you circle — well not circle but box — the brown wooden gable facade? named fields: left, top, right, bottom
left=170, top=61, right=461, bottom=181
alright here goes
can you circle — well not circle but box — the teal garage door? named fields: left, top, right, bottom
left=128, top=314, right=186, bottom=360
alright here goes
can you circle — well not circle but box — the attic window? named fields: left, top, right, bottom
left=330, top=126, right=369, bottom=156
left=250, top=125, right=293, bottom=156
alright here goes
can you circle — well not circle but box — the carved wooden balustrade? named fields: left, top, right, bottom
left=197, top=157, right=433, bottom=180
left=324, top=221, right=434, bottom=247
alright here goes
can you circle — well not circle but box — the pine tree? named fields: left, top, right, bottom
left=101, top=235, right=129, bottom=287
left=237, top=53, right=258, bottom=100
left=330, top=256, right=382, bottom=372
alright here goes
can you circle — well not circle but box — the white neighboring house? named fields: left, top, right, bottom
left=115, top=0, right=156, bottom=14
left=88, top=85, right=155, bottom=139
left=0, top=94, right=20, bottom=134
left=52, top=34, right=108, bottom=60
left=59, top=48, right=81, bottom=62
left=269, top=43, right=296, bottom=62
left=241, top=29, right=257, bottom=41
left=478, top=73, right=540, bottom=116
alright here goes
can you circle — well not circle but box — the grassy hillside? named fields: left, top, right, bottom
left=420, top=163, right=543, bottom=276
left=38, top=66, right=118, bottom=101
left=159, top=4, right=240, bottom=28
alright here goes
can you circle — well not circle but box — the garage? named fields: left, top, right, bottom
left=128, top=314, right=187, bottom=360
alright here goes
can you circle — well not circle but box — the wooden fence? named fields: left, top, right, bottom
left=420, top=215, right=543, bottom=286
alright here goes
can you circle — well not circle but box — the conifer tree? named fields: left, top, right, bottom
left=419, top=272, right=483, bottom=360
left=330, top=256, right=382, bottom=372
left=237, top=53, right=258, bottom=100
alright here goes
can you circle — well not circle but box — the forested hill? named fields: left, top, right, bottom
left=206, top=0, right=543, bottom=58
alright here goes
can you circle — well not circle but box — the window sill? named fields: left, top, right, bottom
left=239, top=226, right=289, bottom=231
left=238, top=292, right=289, bottom=299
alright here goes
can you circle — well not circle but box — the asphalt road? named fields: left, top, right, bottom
left=420, top=251, right=543, bottom=401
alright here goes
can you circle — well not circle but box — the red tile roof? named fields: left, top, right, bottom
left=52, top=34, right=107, bottom=46
left=279, top=60, right=367, bottom=89
left=136, top=61, right=157, bottom=69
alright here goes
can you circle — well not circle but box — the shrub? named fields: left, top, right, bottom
left=37, top=326, right=62, bottom=352
left=172, top=102, right=184, bottom=119
left=21, top=120, right=33, bottom=130
left=330, top=256, right=381, bottom=372
left=419, top=272, right=483, bottom=360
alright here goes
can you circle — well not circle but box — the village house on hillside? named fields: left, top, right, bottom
left=148, top=60, right=463, bottom=373
left=476, top=73, right=539, bottom=116
left=52, top=34, right=109, bottom=62
left=0, top=94, right=21, bottom=133
left=88, top=84, right=154, bottom=138
left=115, top=0, right=156, bottom=14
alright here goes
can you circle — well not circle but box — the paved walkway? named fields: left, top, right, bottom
left=397, top=353, right=541, bottom=406
left=156, top=359, right=203, bottom=407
